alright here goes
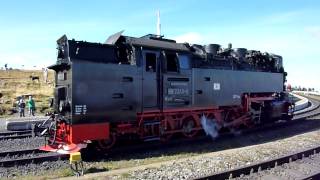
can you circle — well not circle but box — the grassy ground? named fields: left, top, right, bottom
left=12, top=151, right=203, bottom=180
left=0, top=69, right=54, bottom=117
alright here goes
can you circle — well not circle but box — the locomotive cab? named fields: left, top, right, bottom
left=142, top=50, right=192, bottom=110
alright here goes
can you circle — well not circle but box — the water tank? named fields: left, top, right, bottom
left=205, top=44, right=220, bottom=55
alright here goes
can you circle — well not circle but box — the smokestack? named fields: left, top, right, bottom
left=156, top=10, right=161, bottom=37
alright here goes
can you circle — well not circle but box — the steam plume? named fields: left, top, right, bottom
left=200, top=115, right=220, bottom=139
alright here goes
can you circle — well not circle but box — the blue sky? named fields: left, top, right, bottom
left=0, top=0, right=319, bottom=90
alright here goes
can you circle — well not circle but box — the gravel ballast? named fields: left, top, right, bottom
left=0, top=137, right=43, bottom=152
left=121, top=128, right=320, bottom=179
left=89, top=131, right=315, bottom=179
left=68, top=118, right=320, bottom=180
left=0, top=160, right=69, bottom=179
left=2, top=118, right=320, bottom=179
left=0, top=137, right=69, bottom=179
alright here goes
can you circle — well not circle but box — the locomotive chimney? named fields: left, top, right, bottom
left=205, top=44, right=221, bottom=56
left=156, top=10, right=161, bottom=37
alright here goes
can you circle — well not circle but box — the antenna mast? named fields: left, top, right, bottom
left=156, top=10, right=161, bottom=37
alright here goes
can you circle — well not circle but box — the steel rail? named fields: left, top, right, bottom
left=0, top=130, right=32, bottom=136
left=0, top=148, right=43, bottom=158
left=0, top=134, right=33, bottom=141
left=0, top=153, right=68, bottom=167
left=0, top=130, right=33, bottom=141
left=195, top=96, right=320, bottom=180
left=294, top=95, right=320, bottom=118
left=195, top=146, right=320, bottom=180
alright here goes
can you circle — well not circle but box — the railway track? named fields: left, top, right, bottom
left=1, top=94, right=319, bottom=172
left=0, top=148, right=67, bottom=167
left=294, top=97, right=320, bottom=119
left=196, top=146, right=320, bottom=180
left=0, top=130, right=33, bottom=141
left=194, top=95, right=320, bottom=180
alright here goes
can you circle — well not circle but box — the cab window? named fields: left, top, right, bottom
left=145, top=53, right=156, bottom=72
left=166, top=53, right=178, bottom=72
left=178, top=54, right=191, bottom=69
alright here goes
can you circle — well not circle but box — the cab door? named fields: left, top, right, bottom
left=142, top=51, right=160, bottom=109
left=162, top=52, right=192, bottom=109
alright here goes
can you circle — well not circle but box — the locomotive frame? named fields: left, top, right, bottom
left=41, top=32, right=294, bottom=153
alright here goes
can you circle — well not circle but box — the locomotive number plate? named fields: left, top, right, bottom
left=168, top=88, right=189, bottom=95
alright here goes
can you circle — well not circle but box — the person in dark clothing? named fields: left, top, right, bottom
left=18, top=97, right=26, bottom=117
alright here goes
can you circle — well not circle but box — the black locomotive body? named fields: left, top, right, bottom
left=42, top=32, right=293, bottom=153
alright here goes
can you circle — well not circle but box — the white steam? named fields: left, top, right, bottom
left=200, top=115, right=220, bottom=139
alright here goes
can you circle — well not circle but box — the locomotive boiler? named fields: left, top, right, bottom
left=41, top=32, right=294, bottom=153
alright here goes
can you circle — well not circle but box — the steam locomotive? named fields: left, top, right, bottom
left=41, top=31, right=294, bottom=153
